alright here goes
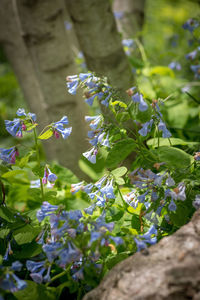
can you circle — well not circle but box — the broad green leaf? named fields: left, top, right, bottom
left=0, top=206, right=16, bottom=222
left=147, top=138, right=199, bottom=147
left=105, top=252, right=129, bottom=270
left=38, top=128, right=53, bottom=140
left=115, top=177, right=125, bottom=185
left=106, top=138, right=136, bottom=168
left=13, top=224, right=40, bottom=245
left=111, top=167, right=127, bottom=178
left=0, top=228, right=10, bottom=238
left=131, top=214, right=141, bottom=231
left=2, top=170, right=27, bottom=179
left=14, top=280, right=57, bottom=300
left=154, top=146, right=193, bottom=169
left=17, top=151, right=35, bottom=168
left=14, top=242, right=42, bottom=259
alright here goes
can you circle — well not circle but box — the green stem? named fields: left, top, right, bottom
left=46, top=266, right=70, bottom=287
left=33, top=128, right=44, bottom=201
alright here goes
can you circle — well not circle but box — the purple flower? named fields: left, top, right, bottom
left=64, top=21, right=72, bottom=30
left=37, top=202, right=58, bottom=222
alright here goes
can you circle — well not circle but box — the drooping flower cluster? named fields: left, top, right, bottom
left=126, top=168, right=186, bottom=219
left=71, top=175, right=115, bottom=209
left=139, top=99, right=171, bottom=138
left=0, top=147, right=19, bottom=164
left=52, top=116, right=72, bottom=139
left=134, top=225, right=157, bottom=251
left=33, top=201, right=122, bottom=283
left=183, top=18, right=200, bottom=80
left=5, top=108, right=37, bottom=138
left=0, top=261, right=27, bottom=293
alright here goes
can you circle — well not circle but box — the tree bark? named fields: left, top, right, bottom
left=0, top=0, right=89, bottom=177
left=66, top=0, right=134, bottom=92
left=84, top=210, right=200, bottom=300
left=113, top=0, right=146, bottom=38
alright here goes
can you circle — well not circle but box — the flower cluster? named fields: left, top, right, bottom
left=0, top=147, right=19, bottom=164
left=126, top=168, right=186, bottom=219
left=183, top=18, right=200, bottom=79
left=52, top=116, right=72, bottom=139
left=5, top=108, right=36, bottom=138
left=0, top=261, right=27, bottom=293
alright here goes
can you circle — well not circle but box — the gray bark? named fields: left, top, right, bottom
left=113, top=0, right=146, bottom=38
left=66, top=0, right=134, bottom=92
left=0, top=0, right=89, bottom=177
left=84, top=210, right=200, bottom=300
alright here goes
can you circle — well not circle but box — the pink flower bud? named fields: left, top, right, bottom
left=54, top=131, right=60, bottom=139
left=22, top=124, right=26, bottom=131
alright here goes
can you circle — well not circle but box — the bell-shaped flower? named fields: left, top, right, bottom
left=83, top=147, right=97, bottom=164
left=158, top=120, right=171, bottom=138
left=138, top=119, right=153, bottom=136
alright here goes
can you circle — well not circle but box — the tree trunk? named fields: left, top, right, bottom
left=66, top=0, right=134, bottom=92
left=83, top=210, right=200, bottom=300
left=0, top=0, right=89, bottom=177
left=113, top=0, right=146, bottom=38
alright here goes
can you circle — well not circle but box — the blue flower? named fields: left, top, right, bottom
left=138, top=119, right=153, bottom=136
left=0, top=147, right=19, bottom=164
left=168, top=61, right=181, bottom=71
left=168, top=199, right=177, bottom=211
left=5, top=118, right=22, bottom=137
left=193, top=194, right=200, bottom=210
left=100, top=179, right=115, bottom=199
left=182, top=18, right=199, bottom=32
left=158, top=120, right=171, bottom=138
left=11, top=261, right=23, bottom=272
left=113, top=11, right=124, bottom=19
left=83, top=147, right=97, bottom=164
left=66, top=76, right=79, bottom=94
left=185, top=49, right=198, bottom=60
left=52, top=116, right=72, bottom=139
left=37, top=202, right=58, bottom=222
left=122, top=39, right=134, bottom=48
left=85, top=115, right=102, bottom=130
left=190, top=65, right=200, bottom=79
left=64, top=21, right=72, bottom=30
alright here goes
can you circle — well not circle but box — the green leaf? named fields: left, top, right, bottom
left=14, top=242, right=42, bottom=259
left=13, top=224, right=40, bottom=245
left=147, top=138, right=199, bottom=147
left=23, top=120, right=38, bottom=131
left=148, top=66, right=175, bottom=77
left=111, top=101, right=127, bottom=108
left=2, top=170, right=27, bottom=179
left=17, top=151, right=35, bottom=168
left=0, top=206, right=16, bottom=222
left=111, top=167, right=127, bottom=178
left=14, top=280, right=57, bottom=300
left=115, top=177, right=125, bottom=185
left=38, top=128, right=53, bottom=140
left=0, top=228, right=10, bottom=238
left=154, top=146, right=193, bottom=169
left=131, top=214, right=141, bottom=231
left=105, top=252, right=129, bottom=270
left=106, top=138, right=136, bottom=168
